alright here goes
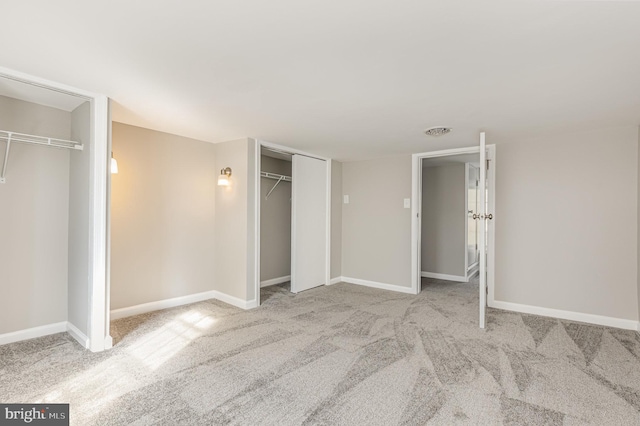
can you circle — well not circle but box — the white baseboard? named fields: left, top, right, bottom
left=328, top=276, right=342, bottom=285
left=260, top=275, right=291, bottom=288
left=0, top=321, right=67, bottom=346
left=421, top=271, right=467, bottom=283
left=490, top=300, right=640, bottom=331
left=110, top=289, right=258, bottom=320
left=110, top=290, right=219, bottom=320
left=213, top=291, right=256, bottom=310
left=342, top=276, right=415, bottom=294
left=67, top=322, right=90, bottom=348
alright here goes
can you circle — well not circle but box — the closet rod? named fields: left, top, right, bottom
left=261, top=171, right=292, bottom=182
left=0, top=130, right=83, bottom=184
left=261, top=171, right=292, bottom=200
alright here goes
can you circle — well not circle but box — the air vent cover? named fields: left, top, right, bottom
left=424, top=127, right=452, bottom=137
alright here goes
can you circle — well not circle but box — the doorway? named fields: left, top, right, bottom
left=255, top=141, right=331, bottom=306
left=411, top=139, right=495, bottom=328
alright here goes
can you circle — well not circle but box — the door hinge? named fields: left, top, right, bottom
left=486, top=159, right=490, bottom=170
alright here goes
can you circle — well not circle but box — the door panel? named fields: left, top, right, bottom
left=291, top=155, right=327, bottom=293
left=479, top=133, right=487, bottom=329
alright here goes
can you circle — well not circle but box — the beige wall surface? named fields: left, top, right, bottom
left=638, top=127, right=640, bottom=321
left=342, top=156, right=412, bottom=288
left=260, top=156, right=292, bottom=282
left=422, top=163, right=466, bottom=277
left=214, top=138, right=250, bottom=300
left=110, top=123, right=217, bottom=309
left=495, top=126, right=639, bottom=321
left=0, top=96, right=70, bottom=333
left=331, top=160, right=343, bottom=279
left=68, top=101, right=91, bottom=334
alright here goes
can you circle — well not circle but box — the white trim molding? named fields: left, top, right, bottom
left=342, top=277, right=415, bottom=294
left=67, top=322, right=90, bottom=348
left=490, top=300, right=640, bottom=331
left=421, top=271, right=467, bottom=283
left=329, top=277, right=342, bottom=285
left=260, top=275, right=291, bottom=288
left=0, top=322, right=67, bottom=346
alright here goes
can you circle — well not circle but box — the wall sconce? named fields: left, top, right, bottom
left=111, top=153, right=119, bottom=174
left=218, top=167, right=232, bottom=186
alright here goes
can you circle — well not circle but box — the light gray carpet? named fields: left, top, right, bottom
left=1, top=279, right=640, bottom=425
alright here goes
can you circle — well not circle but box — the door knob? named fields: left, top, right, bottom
left=484, top=213, right=493, bottom=220
left=472, top=214, right=480, bottom=220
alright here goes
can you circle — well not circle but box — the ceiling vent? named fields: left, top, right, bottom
left=424, top=127, right=452, bottom=137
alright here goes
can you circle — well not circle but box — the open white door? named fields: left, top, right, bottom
left=291, top=154, right=327, bottom=293
left=479, top=132, right=487, bottom=328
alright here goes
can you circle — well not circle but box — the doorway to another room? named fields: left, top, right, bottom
left=411, top=138, right=495, bottom=328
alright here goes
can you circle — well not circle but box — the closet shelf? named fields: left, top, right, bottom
left=1, top=130, right=83, bottom=184
left=261, top=171, right=292, bottom=200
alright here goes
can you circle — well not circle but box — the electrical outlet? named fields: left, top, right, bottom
left=344, top=195, right=350, bottom=204
left=403, top=198, right=411, bottom=208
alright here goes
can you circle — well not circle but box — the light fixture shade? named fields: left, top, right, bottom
left=217, top=174, right=230, bottom=186
left=111, top=157, right=119, bottom=174
left=218, top=167, right=232, bottom=186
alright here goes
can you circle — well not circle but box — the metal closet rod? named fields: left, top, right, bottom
left=0, top=130, right=83, bottom=184
left=261, top=171, right=291, bottom=200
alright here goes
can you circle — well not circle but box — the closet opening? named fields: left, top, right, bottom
left=260, top=147, right=293, bottom=302
left=0, top=69, right=110, bottom=351
left=255, top=141, right=331, bottom=306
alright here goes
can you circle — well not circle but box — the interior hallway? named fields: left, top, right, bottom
left=1, top=280, right=639, bottom=425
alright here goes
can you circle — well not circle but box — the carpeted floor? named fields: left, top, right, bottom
left=1, top=279, right=640, bottom=425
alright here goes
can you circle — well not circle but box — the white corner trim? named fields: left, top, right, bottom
left=110, top=290, right=218, bottom=320
left=67, top=322, right=90, bottom=348
left=490, top=300, right=639, bottom=331
left=0, top=322, right=67, bottom=346
left=328, top=276, right=343, bottom=285
left=260, top=275, right=291, bottom=288
left=421, top=271, right=467, bottom=282
left=342, top=277, right=415, bottom=294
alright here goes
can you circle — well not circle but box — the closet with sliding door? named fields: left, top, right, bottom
left=0, top=74, right=106, bottom=349
left=259, top=147, right=293, bottom=289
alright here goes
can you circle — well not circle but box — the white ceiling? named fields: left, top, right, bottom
left=1, top=1, right=639, bottom=161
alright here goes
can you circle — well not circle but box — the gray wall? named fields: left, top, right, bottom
left=110, top=123, right=217, bottom=309
left=422, top=163, right=466, bottom=277
left=638, top=127, right=640, bottom=322
left=260, top=156, right=292, bottom=282
left=68, top=101, right=91, bottom=334
left=331, top=160, right=343, bottom=279
left=495, top=126, right=639, bottom=321
left=342, top=156, right=412, bottom=287
left=0, top=96, right=70, bottom=334
left=214, top=138, right=251, bottom=300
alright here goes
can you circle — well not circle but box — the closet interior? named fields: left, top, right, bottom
left=421, top=153, right=480, bottom=283
left=260, top=147, right=293, bottom=291
left=0, top=76, right=95, bottom=346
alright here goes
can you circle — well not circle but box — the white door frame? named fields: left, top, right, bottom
left=411, top=145, right=496, bottom=298
left=0, top=66, right=111, bottom=352
left=253, top=140, right=331, bottom=306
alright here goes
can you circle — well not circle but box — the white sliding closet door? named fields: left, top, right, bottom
left=291, top=154, right=327, bottom=293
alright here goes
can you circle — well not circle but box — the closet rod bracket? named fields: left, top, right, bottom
left=0, top=134, right=11, bottom=184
